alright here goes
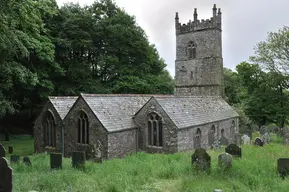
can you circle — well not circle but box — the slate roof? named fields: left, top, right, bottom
left=81, top=94, right=170, bottom=132
left=48, top=96, right=78, bottom=120
left=154, top=96, right=239, bottom=129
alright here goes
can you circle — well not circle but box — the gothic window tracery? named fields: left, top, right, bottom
left=187, top=41, right=197, bottom=59
left=147, top=113, right=163, bottom=147
left=44, top=111, right=56, bottom=147
left=77, top=111, right=89, bottom=144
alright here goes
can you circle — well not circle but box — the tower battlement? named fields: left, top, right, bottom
left=175, top=5, right=222, bottom=35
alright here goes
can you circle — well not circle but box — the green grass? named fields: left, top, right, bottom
left=1, top=134, right=289, bottom=191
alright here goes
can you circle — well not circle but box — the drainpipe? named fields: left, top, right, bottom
left=61, top=121, right=65, bottom=157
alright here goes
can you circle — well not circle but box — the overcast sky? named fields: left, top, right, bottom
left=56, top=0, right=289, bottom=77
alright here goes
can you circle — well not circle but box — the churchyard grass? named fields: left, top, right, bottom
left=2, top=134, right=289, bottom=192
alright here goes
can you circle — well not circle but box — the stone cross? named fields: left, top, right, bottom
left=0, top=144, right=5, bottom=158
left=241, top=134, right=250, bottom=145
left=0, top=157, right=13, bottom=192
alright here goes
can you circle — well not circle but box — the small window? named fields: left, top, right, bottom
left=147, top=113, right=163, bottom=147
left=208, top=125, right=215, bottom=146
left=187, top=41, right=197, bottom=59
left=44, top=111, right=56, bottom=147
left=77, top=111, right=89, bottom=144
left=194, top=128, right=202, bottom=148
left=231, top=120, right=236, bottom=137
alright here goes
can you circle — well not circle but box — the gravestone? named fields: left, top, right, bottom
left=8, top=146, right=13, bottom=154
left=218, top=152, right=232, bottom=170
left=0, top=144, right=5, bottom=158
left=211, top=139, right=221, bottom=151
left=50, top=153, right=62, bottom=169
left=283, top=131, right=289, bottom=146
left=225, top=144, right=241, bottom=158
left=23, top=156, right=32, bottom=166
left=85, top=144, right=96, bottom=160
left=262, top=132, right=270, bottom=144
left=10, top=155, right=20, bottom=164
left=0, top=157, right=13, bottom=192
left=241, top=134, right=250, bottom=145
left=254, top=137, right=264, bottom=147
left=72, top=151, right=85, bottom=169
left=277, top=158, right=289, bottom=178
left=191, top=148, right=211, bottom=172
left=219, top=136, right=229, bottom=146
left=259, top=126, right=268, bottom=135
left=233, top=133, right=242, bottom=145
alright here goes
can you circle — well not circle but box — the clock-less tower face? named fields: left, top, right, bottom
left=174, top=6, right=224, bottom=97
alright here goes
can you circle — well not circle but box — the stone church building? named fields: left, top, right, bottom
left=34, top=4, right=239, bottom=160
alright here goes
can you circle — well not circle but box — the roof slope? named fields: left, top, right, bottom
left=81, top=94, right=170, bottom=132
left=154, top=96, right=239, bottom=129
left=49, top=96, right=78, bottom=120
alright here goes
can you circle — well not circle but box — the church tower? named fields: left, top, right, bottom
left=174, top=4, right=224, bottom=97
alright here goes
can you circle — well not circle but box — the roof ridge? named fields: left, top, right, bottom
left=81, top=93, right=173, bottom=97
left=49, top=96, right=78, bottom=99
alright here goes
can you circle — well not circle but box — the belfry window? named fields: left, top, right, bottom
left=44, top=111, right=56, bottom=147
left=77, top=111, right=89, bottom=144
left=187, top=41, right=197, bottom=59
left=147, top=113, right=163, bottom=147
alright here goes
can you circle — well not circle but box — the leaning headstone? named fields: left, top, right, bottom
left=277, top=158, right=289, bottom=178
left=262, top=132, right=270, bottom=144
left=218, top=152, right=232, bottom=170
left=72, top=151, right=86, bottom=169
left=0, top=157, right=13, bottom=192
left=50, top=153, right=62, bottom=169
left=191, top=148, right=211, bottom=172
left=241, top=134, right=250, bottom=145
left=10, top=155, right=20, bottom=164
left=225, top=144, right=241, bottom=158
left=254, top=137, right=264, bottom=147
left=0, top=144, right=5, bottom=158
left=23, top=156, right=32, bottom=166
left=8, top=146, right=13, bottom=154
left=219, top=136, right=229, bottom=146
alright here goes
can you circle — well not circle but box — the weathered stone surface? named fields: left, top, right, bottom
left=218, top=152, right=232, bottom=169
left=191, top=148, right=211, bottom=172
left=50, top=153, right=62, bottom=169
left=254, top=137, right=264, bottom=147
left=262, top=132, right=270, bottom=144
left=225, top=144, right=241, bottom=158
left=23, top=156, right=32, bottom=166
left=219, top=136, right=229, bottom=146
left=259, top=126, right=268, bottom=135
left=72, top=151, right=85, bottom=169
left=278, top=158, right=289, bottom=178
left=0, top=144, right=5, bottom=158
left=0, top=157, right=13, bottom=192
left=10, top=155, right=20, bottom=164
left=233, top=132, right=242, bottom=145
left=241, top=134, right=250, bottom=145
left=8, top=146, right=13, bottom=154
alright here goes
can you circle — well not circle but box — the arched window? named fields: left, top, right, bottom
left=208, top=125, right=215, bottom=146
left=77, top=111, right=89, bottom=144
left=44, top=111, right=56, bottom=147
left=147, top=113, right=163, bottom=147
left=187, top=41, right=197, bottom=59
left=231, top=120, right=236, bottom=137
left=221, top=129, right=225, bottom=137
left=194, top=128, right=202, bottom=148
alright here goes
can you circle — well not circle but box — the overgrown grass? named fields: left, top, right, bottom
left=2, top=134, right=289, bottom=191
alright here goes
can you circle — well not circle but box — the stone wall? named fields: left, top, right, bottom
left=177, top=117, right=238, bottom=151
left=64, top=97, right=108, bottom=160
left=34, top=101, right=62, bottom=154
left=134, top=98, right=178, bottom=154
left=107, top=129, right=137, bottom=159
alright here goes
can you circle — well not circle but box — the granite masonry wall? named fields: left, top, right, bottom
left=64, top=97, right=108, bottom=160
left=34, top=101, right=62, bottom=154
left=134, top=98, right=178, bottom=154
left=177, top=117, right=239, bottom=151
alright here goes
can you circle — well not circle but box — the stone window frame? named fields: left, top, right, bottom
left=77, top=110, right=89, bottom=145
left=194, top=128, right=202, bottom=148
left=231, top=120, right=236, bottom=137
left=187, top=41, right=197, bottom=59
left=221, top=128, right=225, bottom=137
left=147, top=112, right=163, bottom=148
left=208, top=125, right=216, bottom=146
left=43, top=109, right=56, bottom=148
